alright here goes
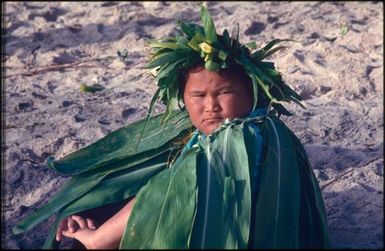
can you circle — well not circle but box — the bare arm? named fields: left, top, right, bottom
left=60, top=197, right=136, bottom=249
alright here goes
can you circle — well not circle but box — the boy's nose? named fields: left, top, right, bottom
left=204, top=95, right=220, bottom=112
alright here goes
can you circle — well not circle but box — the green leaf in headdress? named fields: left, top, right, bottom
left=146, top=49, right=191, bottom=69
left=245, top=41, right=257, bottom=50
left=179, top=21, right=205, bottom=38
left=176, top=35, right=190, bottom=48
left=260, top=46, right=288, bottom=60
left=222, top=29, right=231, bottom=49
left=188, top=33, right=206, bottom=52
left=200, top=3, right=218, bottom=43
left=205, top=59, right=220, bottom=71
left=231, top=23, right=240, bottom=52
left=161, top=71, right=180, bottom=123
left=218, top=50, right=228, bottom=61
left=178, top=20, right=196, bottom=38
left=251, top=39, right=300, bottom=61
left=148, top=42, right=180, bottom=50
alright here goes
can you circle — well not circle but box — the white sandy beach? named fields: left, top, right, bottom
left=3, top=1, right=383, bottom=249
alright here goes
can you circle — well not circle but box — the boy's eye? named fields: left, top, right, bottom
left=191, top=93, right=205, bottom=97
left=219, top=90, right=234, bottom=95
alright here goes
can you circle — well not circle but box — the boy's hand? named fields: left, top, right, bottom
left=55, top=215, right=97, bottom=242
left=55, top=197, right=135, bottom=248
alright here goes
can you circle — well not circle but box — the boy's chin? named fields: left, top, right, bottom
left=200, top=121, right=222, bottom=135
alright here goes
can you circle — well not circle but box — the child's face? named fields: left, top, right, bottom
left=183, top=66, right=253, bottom=135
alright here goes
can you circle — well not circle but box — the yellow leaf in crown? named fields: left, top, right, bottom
left=199, top=42, right=216, bottom=54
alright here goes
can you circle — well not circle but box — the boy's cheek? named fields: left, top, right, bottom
left=187, top=112, right=201, bottom=129
left=186, top=106, right=202, bottom=120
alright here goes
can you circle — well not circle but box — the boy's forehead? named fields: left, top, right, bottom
left=187, top=64, right=206, bottom=74
left=187, top=67, right=244, bottom=83
left=186, top=70, right=230, bottom=86
left=186, top=81, right=234, bottom=92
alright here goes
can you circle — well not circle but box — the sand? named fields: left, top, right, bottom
left=2, top=1, right=383, bottom=249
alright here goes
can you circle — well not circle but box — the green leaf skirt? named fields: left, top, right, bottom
left=13, top=110, right=330, bottom=249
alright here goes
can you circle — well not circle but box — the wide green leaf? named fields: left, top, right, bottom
left=287, top=129, right=331, bottom=247
left=13, top=148, right=170, bottom=236
left=41, top=153, right=169, bottom=248
left=47, top=109, right=192, bottom=176
left=13, top=171, right=106, bottom=235
left=189, top=119, right=266, bottom=249
left=13, top=110, right=194, bottom=236
left=120, top=147, right=199, bottom=249
left=216, top=125, right=253, bottom=248
left=189, top=137, right=229, bottom=248
left=251, top=116, right=301, bottom=248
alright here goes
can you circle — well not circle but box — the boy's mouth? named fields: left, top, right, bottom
left=202, top=117, right=223, bottom=123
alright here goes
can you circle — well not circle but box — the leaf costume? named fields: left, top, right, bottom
left=13, top=4, right=330, bottom=249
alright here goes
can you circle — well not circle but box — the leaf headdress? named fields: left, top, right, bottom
left=142, top=4, right=304, bottom=137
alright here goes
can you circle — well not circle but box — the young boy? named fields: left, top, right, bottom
left=55, top=64, right=256, bottom=248
left=14, top=5, right=330, bottom=249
